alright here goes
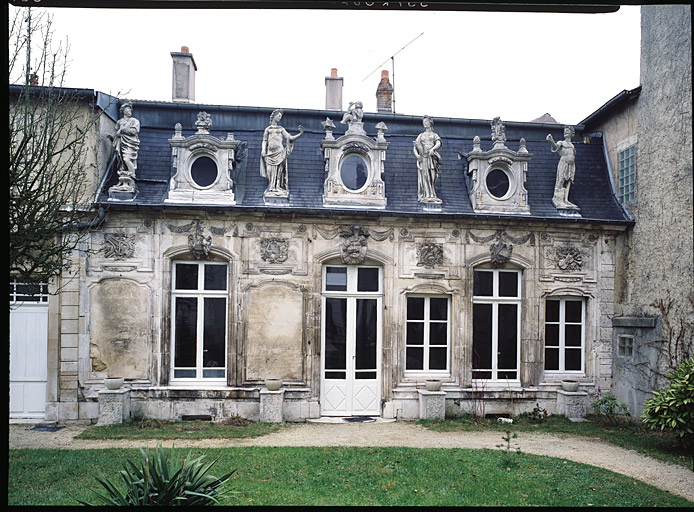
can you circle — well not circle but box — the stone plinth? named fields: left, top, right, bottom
left=259, top=388, right=285, bottom=423
left=98, top=388, right=131, bottom=425
left=418, top=389, right=446, bottom=420
left=556, top=389, right=588, bottom=421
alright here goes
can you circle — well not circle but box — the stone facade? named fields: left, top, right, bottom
left=45, top=208, right=624, bottom=422
left=582, top=5, right=693, bottom=415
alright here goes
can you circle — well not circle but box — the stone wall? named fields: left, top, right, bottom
left=46, top=209, right=623, bottom=422
left=613, top=5, right=693, bottom=415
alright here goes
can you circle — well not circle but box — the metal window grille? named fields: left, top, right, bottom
left=9, top=280, right=49, bottom=303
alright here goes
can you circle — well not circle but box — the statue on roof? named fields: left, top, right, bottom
left=546, top=125, right=579, bottom=210
left=413, top=115, right=442, bottom=204
left=260, top=109, right=304, bottom=197
left=341, top=101, right=364, bottom=124
left=108, top=100, right=140, bottom=197
left=491, top=116, right=506, bottom=146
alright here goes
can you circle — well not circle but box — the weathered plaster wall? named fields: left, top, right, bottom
left=613, top=5, right=693, bottom=415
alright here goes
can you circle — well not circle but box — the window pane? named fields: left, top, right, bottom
left=406, top=347, right=424, bottom=370
left=340, top=154, right=369, bottom=190
left=325, top=298, right=346, bottom=370
left=472, top=303, right=492, bottom=369
left=407, top=297, right=424, bottom=320
left=546, top=300, right=560, bottom=322
left=174, top=297, right=197, bottom=368
left=325, top=371, right=345, bottom=379
left=429, top=347, right=447, bottom=370
left=498, top=371, right=516, bottom=380
left=430, top=297, right=448, bottom=320
left=406, top=322, right=424, bottom=345
left=175, top=264, right=199, bottom=290
left=355, top=299, right=377, bottom=370
left=429, top=322, right=447, bottom=345
left=355, top=372, right=377, bottom=379
left=191, top=156, right=218, bottom=187
left=203, top=368, right=225, bottom=379
left=174, top=369, right=196, bottom=378
left=498, top=271, right=518, bottom=297
left=498, top=304, right=518, bottom=370
left=545, top=347, right=559, bottom=371
left=204, top=265, right=227, bottom=291
left=473, top=271, right=493, bottom=297
left=565, top=348, right=581, bottom=371
left=545, top=324, right=559, bottom=347
left=565, top=324, right=582, bottom=347
left=565, top=300, right=583, bottom=323
left=203, top=298, right=226, bottom=370
left=325, top=267, right=347, bottom=291
left=357, top=268, right=379, bottom=292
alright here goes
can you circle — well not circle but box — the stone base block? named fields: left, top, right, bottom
left=418, top=389, right=446, bottom=420
left=259, top=389, right=285, bottom=423
left=556, top=389, right=588, bottom=421
left=108, top=188, right=137, bottom=201
left=98, top=389, right=131, bottom=425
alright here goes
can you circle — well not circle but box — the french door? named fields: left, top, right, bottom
left=321, top=266, right=382, bottom=416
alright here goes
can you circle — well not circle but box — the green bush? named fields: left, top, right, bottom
left=642, top=357, right=694, bottom=451
left=81, top=445, right=234, bottom=506
left=591, top=391, right=630, bottom=425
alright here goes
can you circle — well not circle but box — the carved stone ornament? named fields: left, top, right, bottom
left=102, top=233, right=136, bottom=259
left=108, top=100, right=140, bottom=201
left=556, top=246, right=583, bottom=271
left=322, top=117, right=336, bottom=140
left=260, top=237, right=289, bottom=264
left=188, top=221, right=212, bottom=259
left=339, top=225, right=369, bottom=265
left=417, top=242, right=444, bottom=269
left=195, top=111, right=213, bottom=134
left=491, top=116, right=507, bottom=146
left=547, top=125, right=579, bottom=210
left=414, top=116, right=443, bottom=205
left=490, top=242, right=513, bottom=268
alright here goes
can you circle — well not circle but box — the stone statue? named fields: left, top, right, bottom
left=413, top=115, right=442, bottom=203
left=341, top=101, right=364, bottom=124
left=260, top=109, right=304, bottom=197
left=491, top=116, right=506, bottom=145
left=108, top=100, right=140, bottom=194
left=547, top=125, right=579, bottom=210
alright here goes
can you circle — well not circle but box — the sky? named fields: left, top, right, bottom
left=9, top=4, right=642, bottom=125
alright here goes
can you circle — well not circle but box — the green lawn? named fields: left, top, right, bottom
left=8, top=446, right=693, bottom=507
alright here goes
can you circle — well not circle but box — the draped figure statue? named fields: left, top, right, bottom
left=413, top=115, right=442, bottom=204
left=260, top=109, right=303, bottom=197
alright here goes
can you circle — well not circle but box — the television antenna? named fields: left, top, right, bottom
left=362, top=32, right=424, bottom=114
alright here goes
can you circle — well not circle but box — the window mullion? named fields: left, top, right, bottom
left=559, top=299, right=566, bottom=371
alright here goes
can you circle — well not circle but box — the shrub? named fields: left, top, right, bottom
left=526, top=403, right=548, bottom=424
left=642, top=357, right=694, bottom=453
left=81, top=445, right=234, bottom=506
left=591, top=392, right=630, bottom=425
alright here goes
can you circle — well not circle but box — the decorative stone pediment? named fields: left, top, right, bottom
left=165, top=112, right=242, bottom=205
left=465, top=117, right=532, bottom=215
left=321, top=103, right=389, bottom=208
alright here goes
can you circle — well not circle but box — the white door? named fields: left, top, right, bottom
left=10, top=282, right=49, bottom=419
left=321, top=266, right=382, bottom=416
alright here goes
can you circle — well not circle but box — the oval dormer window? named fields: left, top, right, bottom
left=486, top=168, right=510, bottom=199
left=190, top=156, right=218, bottom=188
left=340, top=154, right=369, bottom=191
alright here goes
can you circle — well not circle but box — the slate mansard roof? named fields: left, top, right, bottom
left=99, top=99, right=631, bottom=225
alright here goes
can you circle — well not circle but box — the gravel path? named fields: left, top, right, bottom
left=9, top=421, right=693, bottom=502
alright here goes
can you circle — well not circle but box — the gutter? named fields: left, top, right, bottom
left=579, top=86, right=642, bottom=127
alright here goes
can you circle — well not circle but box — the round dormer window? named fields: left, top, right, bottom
left=190, top=156, right=218, bottom=188
left=340, top=154, right=369, bottom=191
left=486, top=168, right=510, bottom=199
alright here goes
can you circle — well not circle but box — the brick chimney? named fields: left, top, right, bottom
left=27, top=73, right=39, bottom=86
left=325, top=68, right=343, bottom=110
left=171, top=46, right=197, bottom=103
left=376, top=69, right=393, bottom=113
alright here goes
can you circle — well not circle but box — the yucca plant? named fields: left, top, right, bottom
left=81, top=445, right=234, bottom=506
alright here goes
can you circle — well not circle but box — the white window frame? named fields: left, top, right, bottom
left=10, top=280, right=49, bottom=304
left=171, top=261, right=228, bottom=384
left=404, top=294, right=451, bottom=377
left=472, top=269, right=522, bottom=384
left=617, top=144, right=636, bottom=203
left=544, top=297, right=586, bottom=375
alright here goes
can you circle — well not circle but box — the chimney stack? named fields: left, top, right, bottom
left=376, top=69, right=393, bottom=113
left=325, top=68, right=343, bottom=110
left=27, top=73, right=39, bottom=86
left=171, top=46, right=197, bottom=103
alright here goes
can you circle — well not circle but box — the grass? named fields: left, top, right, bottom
left=418, top=413, right=692, bottom=470
left=8, top=446, right=693, bottom=507
left=74, top=415, right=284, bottom=440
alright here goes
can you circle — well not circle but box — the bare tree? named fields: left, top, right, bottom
left=9, top=7, right=107, bottom=288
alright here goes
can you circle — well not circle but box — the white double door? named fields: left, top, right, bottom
left=320, top=266, right=382, bottom=416
left=10, top=302, right=49, bottom=419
